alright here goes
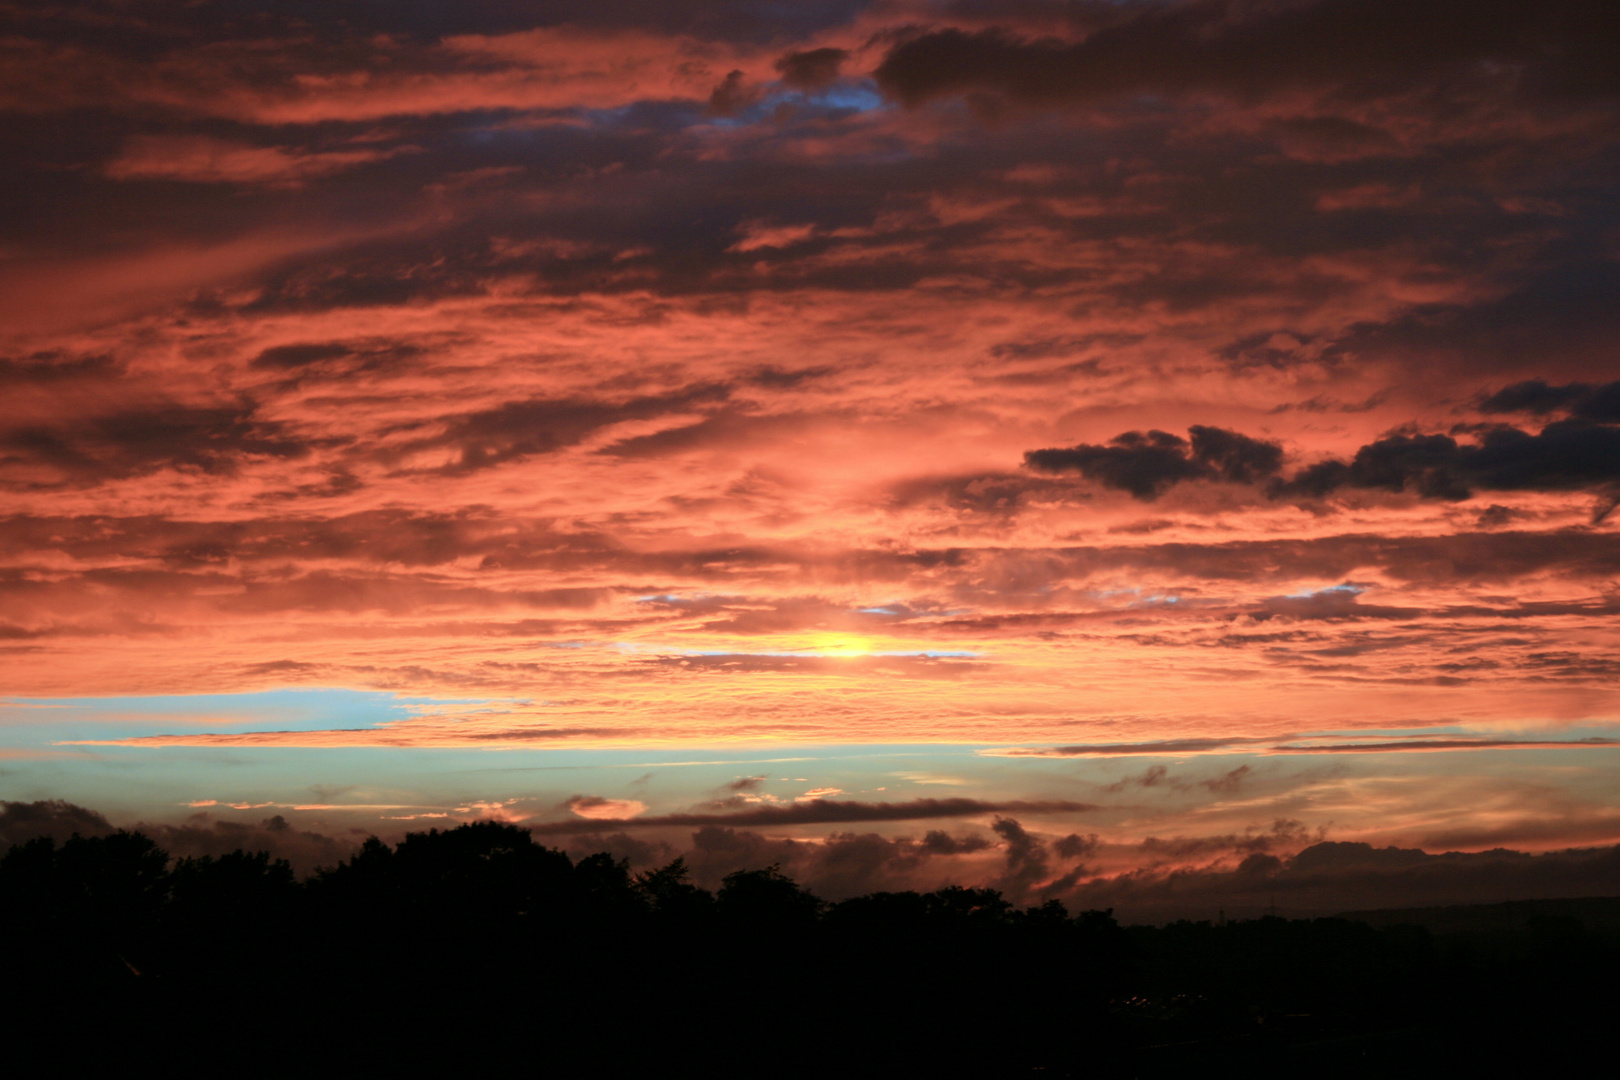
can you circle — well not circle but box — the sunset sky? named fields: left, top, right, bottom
left=3, top=0, right=1618, bottom=915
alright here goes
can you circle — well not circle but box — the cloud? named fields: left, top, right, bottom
left=563, top=795, right=648, bottom=820
left=105, top=136, right=407, bottom=186
left=130, top=813, right=358, bottom=876
left=991, top=815, right=1052, bottom=896
left=1481, top=380, right=1620, bottom=422
left=1268, top=738, right=1620, bottom=754
left=992, top=737, right=1283, bottom=757
left=0, top=799, right=355, bottom=876
left=873, top=2, right=1620, bottom=110
left=1270, top=422, right=1620, bottom=501
left=1066, top=840, right=1620, bottom=923
left=996, top=736, right=1620, bottom=758
left=0, top=798, right=114, bottom=847
left=774, top=47, right=848, bottom=90
left=1024, top=426, right=1283, bottom=499
left=1053, top=833, right=1100, bottom=860
left=1030, top=418, right=1620, bottom=505
left=409, top=385, right=729, bottom=474
left=707, top=70, right=761, bottom=117
left=524, top=797, right=1096, bottom=835
left=918, top=829, right=992, bottom=856
left=1104, top=764, right=1170, bottom=792
left=0, top=403, right=304, bottom=489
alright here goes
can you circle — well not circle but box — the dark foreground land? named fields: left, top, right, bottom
left=4, top=823, right=1616, bottom=1076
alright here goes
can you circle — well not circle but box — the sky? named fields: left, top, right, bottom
left=2, top=0, right=1618, bottom=918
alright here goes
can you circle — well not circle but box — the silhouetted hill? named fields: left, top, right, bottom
left=1339, top=894, right=1620, bottom=938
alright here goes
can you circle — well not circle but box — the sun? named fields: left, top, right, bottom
left=803, top=632, right=877, bottom=657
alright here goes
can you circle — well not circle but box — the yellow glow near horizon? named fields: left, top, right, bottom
left=803, top=632, right=879, bottom=657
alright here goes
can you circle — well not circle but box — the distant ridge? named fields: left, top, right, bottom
left=1339, top=895, right=1620, bottom=936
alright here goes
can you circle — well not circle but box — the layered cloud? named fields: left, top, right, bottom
left=1, top=1, right=1617, bottom=867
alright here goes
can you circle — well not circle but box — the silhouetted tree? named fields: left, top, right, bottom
left=2, top=820, right=1616, bottom=1074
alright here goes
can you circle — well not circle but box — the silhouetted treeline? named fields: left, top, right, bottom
left=3, top=823, right=1615, bottom=1076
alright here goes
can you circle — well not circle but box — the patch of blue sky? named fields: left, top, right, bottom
left=0, top=688, right=495, bottom=745
left=1287, top=582, right=1365, bottom=598
left=1094, top=587, right=1180, bottom=604
left=8, top=742, right=1020, bottom=824
left=815, top=82, right=885, bottom=112
left=709, top=82, right=887, bottom=129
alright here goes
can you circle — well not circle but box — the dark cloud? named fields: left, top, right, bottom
left=0, top=1, right=868, bottom=66
left=410, top=385, right=730, bottom=475
left=1104, top=764, right=1170, bottom=792
left=0, top=799, right=355, bottom=876
left=132, top=813, right=358, bottom=876
left=888, top=471, right=1092, bottom=517
left=1138, top=819, right=1315, bottom=863
left=1268, top=738, right=1620, bottom=754
left=726, top=775, right=767, bottom=791
left=1270, top=421, right=1620, bottom=502
left=1072, top=529, right=1620, bottom=586
left=1188, top=425, right=1286, bottom=483
left=251, top=339, right=425, bottom=376
left=1006, top=736, right=1620, bottom=758
left=0, top=403, right=305, bottom=489
left=1069, top=840, right=1620, bottom=923
left=707, top=71, right=761, bottom=117
left=1031, top=417, right=1620, bottom=505
left=998, top=736, right=1281, bottom=757
left=558, top=830, right=674, bottom=868
left=1201, top=765, right=1252, bottom=794
left=1025, top=430, right=1207, bottom=500
left=1053, top=832, right=1100, bottom=859
left=561, top=795, right=624, bottom=813
left=0, top=352, right=119, bottom=385
left=918, top=829, right=992, bottom=856
left=991, top=815, right=1052, bottom=896
left=874, top=1, right=1620, bottom=109
left=1024, top=426, right=1283, bottom=499
left=678, top=824, right=804, bottom=887
left=1250, top=587, right=1422, bottom=622
left=525, top=797, right=1095, bottom=835
left=0, top=798, right=114, bottom=847
left=1481, top=380, right=1620, bottom=422
left=774, top=47, right=849, bottom=90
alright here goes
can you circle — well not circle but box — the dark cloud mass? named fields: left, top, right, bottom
left=526, top=798, right=1097, bottom=835
left=874, top=1, right=1620, bottom=108
left=1028, top=419, right=1620, bottom=504
left=1482, top=380, right=1620, bottom=422
left=1024, top=426, right=1283, bottom=499
left=1072, top=840, right=1620, bottom=922
left=774, top=47, right=849, bottom=90
left=0, top=404, right=304, bottom=489
left=0, top=798, right=113, bottom=846
left=1271, top=422, right=1620, bottom=502
left=0, top=800, right=355, bottom=875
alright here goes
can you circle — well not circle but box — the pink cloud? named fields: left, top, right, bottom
left=105, top=136, right=413, bottom=186
left=564, top=795, right=648, bottom=821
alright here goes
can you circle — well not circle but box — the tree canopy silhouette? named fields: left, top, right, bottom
left=2, top=819, right=1615, bottom=1075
